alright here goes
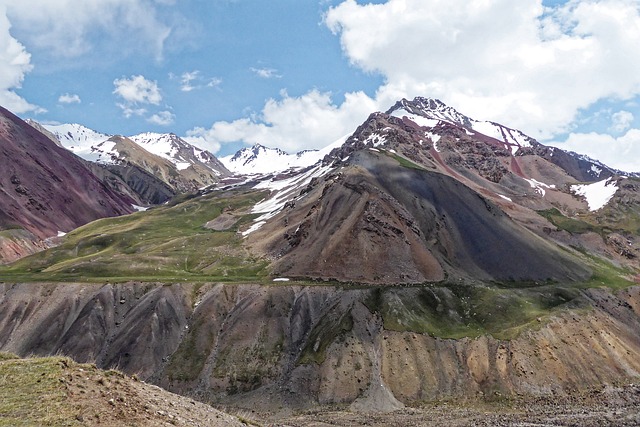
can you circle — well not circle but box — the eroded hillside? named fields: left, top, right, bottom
left=1, top=281, right=640, bottom=412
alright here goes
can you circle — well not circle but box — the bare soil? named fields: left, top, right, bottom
left=274, top=384, right=640, bottom=426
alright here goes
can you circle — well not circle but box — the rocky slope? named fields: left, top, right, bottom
left=249, top=150, right=591, bottom=284
left=1, top=282, right=640, bottom=414
left=0, top=106, right=134, bottom=262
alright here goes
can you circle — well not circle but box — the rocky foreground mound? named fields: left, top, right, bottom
left=0, top=353, right=244, bottom=426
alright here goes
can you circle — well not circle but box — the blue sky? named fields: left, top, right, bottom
left=2, top=0, right=640, bottom=171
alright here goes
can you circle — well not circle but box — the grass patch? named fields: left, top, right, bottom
left=537, top=208, right=601, bottom=235
left=580, top=250, right=637, bottom=290
left=389, top=153, right=427, bottom=171
left=165, top=314, right=215, bottom=382
left=299, top=303, right=354, bottom=365
left=365, top=283, right=586, bottom=340
left=0, top=356, right=78, bottom=426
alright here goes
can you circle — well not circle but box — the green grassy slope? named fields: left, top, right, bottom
left=0, top=188, right=270, bottom=283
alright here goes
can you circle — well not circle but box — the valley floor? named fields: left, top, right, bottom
left=269, top=385, right=640, bottom=426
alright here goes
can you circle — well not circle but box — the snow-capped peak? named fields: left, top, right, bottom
left=387, top=97, right=536, bottom=154
left=128, top=132, right=227, bottom=174
left=129, top=132, right=183, bottom=162
left=43, top=123, right=113, bottom=163
left=43, top=123, right=111, bottom=147
left=387, top=97, right=474, bottom=128
left=221, top=136, right=348, bottom=175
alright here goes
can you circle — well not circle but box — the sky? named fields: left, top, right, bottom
left=1, top=0, right=640, bottom=172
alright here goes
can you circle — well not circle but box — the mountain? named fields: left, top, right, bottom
left=42, top=123, right=111, bottom=161
left=2, top=97, right=640, bottom=418
left=386, top=97, right=622, bottom=181
left=41, top=123, right=230, bottom=194
left=220, top=137, right=345, bottom=175
left=9, top=97, right=639, bottom=282
left=129, top=132, right=230, bottom=179
left=242, top=97, right=638, bottom=283
left=24, top=119, right=63, bottom=147
left=0, top=107, right=133, bottom=263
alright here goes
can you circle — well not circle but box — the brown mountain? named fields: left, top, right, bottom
left=0, top=106, right=133, bottom=261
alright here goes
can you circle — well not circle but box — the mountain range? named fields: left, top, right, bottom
left=1, top=97, right=640, bottom=421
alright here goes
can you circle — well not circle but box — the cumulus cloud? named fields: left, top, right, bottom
left=324, top=0, right=640, bottom=140
left=113, top=75, right=171, bottom=122
left=189, top=0, right=640, bottom=158
left=610, top=110, right=634, bottom=133
left=148, top=110, right=175, bottom=126
left=183, top=134, right=221, bottom=156
left=553, top=129, right=640, bottom=173
left=4, top=0, right=172, bottom=59
left=113, top=75, right=162, bottom=105
left=186, top=89, right=377, bottom=153
left=0, top=6, right=42, bottom=114
left=58, top=93, right=81, bottom=104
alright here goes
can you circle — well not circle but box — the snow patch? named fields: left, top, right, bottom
left=365, top=133, right=387, bottom=147
left=56, top=231, right=67, bottom=237
left=498, top=194, right=512, bottom=202
left=242, top=164, right=333, bottom=236
left=572, top=178, right=619, bottom=211
left=390, top=108, right=440, bottom=128
left=242, top=221, right=266, bottom=237
left=273, top=278, right=290, bottom=282
left=425, top=132, right=441, bottom=144
left=524, top=178, right=555, bottom=197
left=132, top=205, right=149, bottom=212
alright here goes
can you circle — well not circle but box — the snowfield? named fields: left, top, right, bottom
left=572, top=178, right=620, bottom=211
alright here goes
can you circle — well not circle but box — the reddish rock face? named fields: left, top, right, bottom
left=0, top=106, right=133, bottom=240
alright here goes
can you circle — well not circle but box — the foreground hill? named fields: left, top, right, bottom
left=0, top=353, right=244, bottom=426
left=1, top=281, right=640, bottom=416
left=0, top=107, right=133, bottom=263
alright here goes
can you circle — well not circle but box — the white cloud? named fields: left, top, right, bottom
left=58, top=93, right=81, bottom=104
left=251, top=67, right=282, bottom=79
left=553, top=129, right=640, bottom=173
left=174, top=70, right=222, bottom=92
left=186, top=89, right=377, bottom=153
left=117, top=104, right=147, bottom=119
left=148, top=110, right=175, bottom=126
left=610, top=110, right=634, bottom=133
left=180, top=71, right=199, bottom=92
left=207, top=77, right=222, bottom=88
left=189, top=0, right=640, bottom=161
left=4, top=0, right=171, bottom=59
left=324, top=0, right=640, bottom=140
left=183, top=134, right=221, bottom=155
left=113, top=75, right=162, bottom=105
left=0, top=5, right=42, bottom=114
